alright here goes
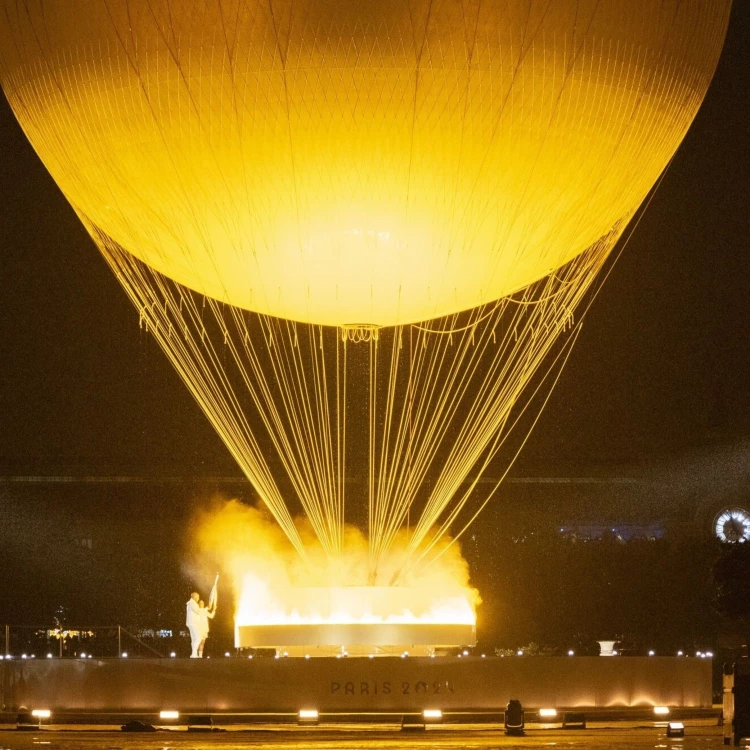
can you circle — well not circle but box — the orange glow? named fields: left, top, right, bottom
left=235, top=585, right=475, bottom=628
left=189, top=499, right=478, bottom=634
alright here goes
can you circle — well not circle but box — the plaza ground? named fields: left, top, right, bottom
left=0, top=719, right=729, bottom=749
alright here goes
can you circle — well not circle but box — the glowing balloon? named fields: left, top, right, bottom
left=0, top=0, right=731, bottom=327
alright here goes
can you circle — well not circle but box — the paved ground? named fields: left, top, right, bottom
left=0, top=721, right=731, bottom=750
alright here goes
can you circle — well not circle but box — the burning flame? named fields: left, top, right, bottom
left=188, top=499, right=478, bottom=627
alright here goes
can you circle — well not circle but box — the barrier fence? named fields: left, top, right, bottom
left=1, top=624, right=165, bottom=659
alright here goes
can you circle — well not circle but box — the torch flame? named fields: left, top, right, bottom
left=188, top=499, right=479, bottom=629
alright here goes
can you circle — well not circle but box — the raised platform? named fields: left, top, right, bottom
left=235, top=623, right=476, bottom=654
left=0, top=656, right=711, bottom=714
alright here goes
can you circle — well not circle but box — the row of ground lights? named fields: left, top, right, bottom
left=0, top=650, right=715, bottom=659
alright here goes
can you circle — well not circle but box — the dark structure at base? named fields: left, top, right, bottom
left=0, top=656, right=710, bottom=714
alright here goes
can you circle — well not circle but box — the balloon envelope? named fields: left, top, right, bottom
left=0, top=0, right=731, bottom=326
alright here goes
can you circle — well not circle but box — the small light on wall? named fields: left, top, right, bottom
left=159, top=710, right=179, bottom=720
left=298, top=709, right=319, bottom=725
left=539, top=708, right=558, bottom=719
left=653, top=706, right=670, bottom=716
left=423, top=709, right=443, bottom=722
left=31, top=710, right=51, bottom=719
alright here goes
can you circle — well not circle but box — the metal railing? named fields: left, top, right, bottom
left=1, top=624, right=167, bottom=659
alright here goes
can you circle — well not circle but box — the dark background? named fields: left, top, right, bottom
left=0, top=3, right=748, bottom=653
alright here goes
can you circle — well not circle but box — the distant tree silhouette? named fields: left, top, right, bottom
left=713, top=543, right=750, bottom=645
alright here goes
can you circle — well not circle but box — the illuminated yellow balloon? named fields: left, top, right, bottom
left=0, top=0, right=730, bottom=327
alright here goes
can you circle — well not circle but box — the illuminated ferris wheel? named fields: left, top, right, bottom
left=714, top=508, right=750, bottom=544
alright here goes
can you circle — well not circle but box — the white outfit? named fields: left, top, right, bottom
left=198, top=606, right=215, bottom=640
left=186, top=598, right=201, bottom=657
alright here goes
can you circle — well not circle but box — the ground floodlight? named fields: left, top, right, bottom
left=562, top=712, right=587, bottom=729
left=423, top=709, right=443, bottom=723
left=677, top=650, right=683, bottom=656
left=666, top=722, right=685, bottom=738
left=80, top=652, right=86, bottom=658
left=187, top=715, right=213, bottom=732
left=121, top=652, right=128, bottom=658
left=298, top=709, right=319, bottom=725
left=505, top=699, right=525, bottom=736
left=170, top=652, right=176, bottom=657
left=653, top=706, right=670, bottom=716
left=568, top=650, right=575, bottom=656
left=18, top=708, right=52, bottom=730
left=648, top=650, right=655, bottom=656
left=517, top=650, right=523, bottom=656
left=706, top=651, right=714, bottom=657
left=539, top=708, right=558, bottom=719
left=159, top=710, right=179, bottom=720
left=46, top=653, right=52, bottom=659
left=224, top=652, right=231, bottom=657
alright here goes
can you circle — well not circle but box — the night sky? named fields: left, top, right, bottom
left=1, top=3, right=748, bottom=483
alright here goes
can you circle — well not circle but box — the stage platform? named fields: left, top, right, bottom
left=0, top=656, right=711, bottom=715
